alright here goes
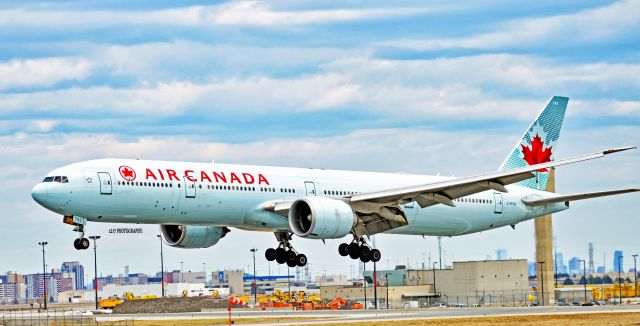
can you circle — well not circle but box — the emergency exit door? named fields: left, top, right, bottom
left=97, top=172, right=112, bottom=195
left=493, top=193, right=503, bottom=214
left=184, top=176, right=196, bottom=198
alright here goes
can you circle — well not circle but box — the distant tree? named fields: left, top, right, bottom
left=616, top=277, right=625, bottom=284
left=625, top=277, right=632, bottom=283
left=563, top=278, right=574, bottom=285
left=603, top=275, right=613, bottom=284
left=592, top=276, right=603, bottom=284
left=587, top=275, right=595, bottom=284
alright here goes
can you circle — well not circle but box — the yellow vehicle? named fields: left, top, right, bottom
left=123, top=291, right=158, bottom=301
left=98, top=297, right=123, bottom=309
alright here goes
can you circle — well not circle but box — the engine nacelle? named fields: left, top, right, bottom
left=160, top=225, right=229, bottom=248
left=288, top=196, right=356, bottom=239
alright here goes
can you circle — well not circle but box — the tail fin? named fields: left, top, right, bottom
left=498, top=96, right=569, bottom=190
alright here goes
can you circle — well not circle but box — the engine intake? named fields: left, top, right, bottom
left=160, top=225, right=229, bottom=248
left=288, top=197, right=356, bottom=239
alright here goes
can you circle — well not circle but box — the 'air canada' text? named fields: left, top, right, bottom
left=144, top=168, right=270, bottom=185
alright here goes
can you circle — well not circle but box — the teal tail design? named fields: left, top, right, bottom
left=498, top=96, right=569, bottom=190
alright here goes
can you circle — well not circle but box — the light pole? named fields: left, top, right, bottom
left=250, top=248, right=258, bottom=305
left=537, top=261, right=545, bottom=306
left=157, top=235, right=165, bottom=297
left=38, top=242, right=48, bottom=310
left=432, top=261, right=438, bottom=304
left=385, top=273, right=390, bottom=309
left=89, top=235, right=101, bottom=310
left=618, top=258, right=623, bottom=305
left=180, top=261, right=184, bottom=283
left=373, top=259, right=378, bottom=310
left=633, top=254, right=638, bottom=298
left=203, top=263, right=207, bottom=284
left=579, top=259, right=587, bottom=303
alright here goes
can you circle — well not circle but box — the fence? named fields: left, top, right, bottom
left=0, top=308, right=102, bottom=326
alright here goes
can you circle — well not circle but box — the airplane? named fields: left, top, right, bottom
left=31, top=96, right=638, bottom=268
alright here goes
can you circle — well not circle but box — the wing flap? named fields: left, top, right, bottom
left=522, top=188, right=639, bottom=206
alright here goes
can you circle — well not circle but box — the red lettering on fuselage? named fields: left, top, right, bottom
left=166, top=169, right=179, bottom=181
left=230, top=172, right=241, bottom=184
left=213, top=171, right=227, bottom=183
left=242, top=173, right=254, bottom=184
left=146, top=169, right=157, bottom=180
left=258, top=174, right=270, bottom=185
left=141, top=167, right=270, bottom=185
left=200, top=171, right=212, bottom=182
left=184, top=170, right=195, bottom=182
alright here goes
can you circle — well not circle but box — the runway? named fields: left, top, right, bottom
left=94, top=305, right=640, bottom=324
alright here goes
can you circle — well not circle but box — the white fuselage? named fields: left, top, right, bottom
left=32, top=159, right=568, bottom=237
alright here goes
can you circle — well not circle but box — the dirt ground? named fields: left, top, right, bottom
left=97, top=312, right=640, bottom=326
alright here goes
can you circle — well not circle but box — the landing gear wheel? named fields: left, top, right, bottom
left=295, top=254, right=307, bottom=267
left=338, top=243, right=349, bottom=256
left=286, top=259, right=297, bottom=267
left=348, top=243, right=361, bottom=259
left=286, top=250, right=297, bottom=262
left=275, top=248, right=287, bottom=264
left=370, top=249, right=381, bottom=262
left=73, top=238, right=81, bottom=250
left=360, top=246, right=372, bottom=261
left=265, top=248, right=277, bottom=261
left=80, top=238, right=90, bottom=249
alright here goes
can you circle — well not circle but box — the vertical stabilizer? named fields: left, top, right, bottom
left=498, top=96, right=569, bottom=190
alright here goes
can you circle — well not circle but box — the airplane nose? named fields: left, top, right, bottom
left=31, top=183, right=48, bottom=206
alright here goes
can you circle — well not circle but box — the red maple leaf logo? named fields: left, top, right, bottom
left=521, top=133, right=552, bottom=172
left=119, top=165, right=136, bottom=181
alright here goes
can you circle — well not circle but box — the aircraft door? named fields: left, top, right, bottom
left=184, top=176, right=196, bottom=198
left=493, top=193, right=503, bottom=214
left=97, top=172, right=112, bottom=195
left=304, top=181, right=316, bottom=196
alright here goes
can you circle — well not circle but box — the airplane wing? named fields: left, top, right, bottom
left=521, top=188, right=639, bottom=206
left=350, top=147, right=635, bottom=208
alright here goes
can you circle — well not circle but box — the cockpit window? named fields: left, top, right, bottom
left=43, top=176, right=69, bottom=183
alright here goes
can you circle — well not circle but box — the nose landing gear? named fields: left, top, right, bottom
left=338, top=237, right=381, bottom=263
left=73, top=225, right=90, bottom=250
left=265, top=232, right=307, bottom=267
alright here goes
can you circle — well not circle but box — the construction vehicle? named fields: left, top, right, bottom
left=98, top=297, right=123, bottom=309
left=124, top=291, right=158, bottom=300
left=327, top=297, right=363, bottom=310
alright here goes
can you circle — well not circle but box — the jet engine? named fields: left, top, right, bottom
left=160, top=225, right=229, bottom=248
left=288, top=196, right=356, bottom=239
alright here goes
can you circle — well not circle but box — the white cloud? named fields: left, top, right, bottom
left=0, top=57, right=92, bottom=90
left=0, top=2, right=431, bottom=28
left=378, top=0, right=640, bottom=51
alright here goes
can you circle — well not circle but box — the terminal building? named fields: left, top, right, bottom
left=321, top=259, right=529, bottom=307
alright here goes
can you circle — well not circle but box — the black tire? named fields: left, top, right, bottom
left=295, top=254, right=307, bottom=267
left=286, top=250, right=297, bottom=262
left=360, top=254, right=371, bottom=263
left=275, top=248, right=287, bottom=264
left=265, top=248, right=277, bottom=261
left=73, top=239, right=81, bottom=250
left=338, top=243, right=349, bottom=256
left=287, top=259, right=297, bottom=268
left=370, top=249, right=381, bottom=262
left=360, top=246, right=372, bottom=260
left=80, top=238, right=90, bottom=250
left=348, top=243, right=361, bottom=259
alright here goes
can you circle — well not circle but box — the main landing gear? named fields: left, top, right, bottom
left=73, top=225, right=90, bottom=250
left=265, top=232, right=307, bottom=267
left=338, top=237, right=381, bottom=263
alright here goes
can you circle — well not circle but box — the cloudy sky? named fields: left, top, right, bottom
left=1, top=1, right=639, bottom=280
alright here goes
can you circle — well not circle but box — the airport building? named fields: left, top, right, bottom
left=321, top=259, right=530, bottom=307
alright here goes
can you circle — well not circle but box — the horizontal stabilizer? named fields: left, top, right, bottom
left=522, top=188, right=639, bottom=206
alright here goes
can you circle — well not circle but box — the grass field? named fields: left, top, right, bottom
left=96, top=312, right=640, bottom=326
